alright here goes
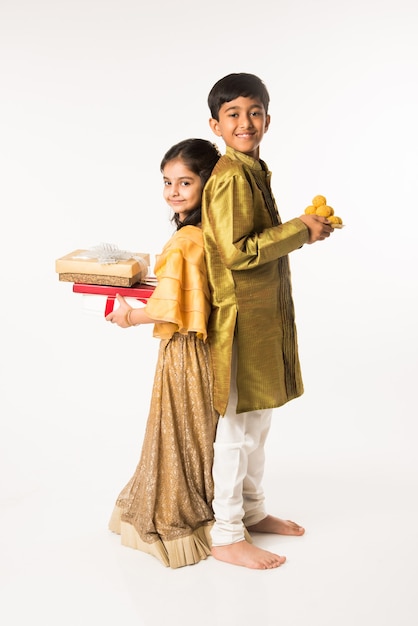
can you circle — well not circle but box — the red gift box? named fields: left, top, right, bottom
left=73, top=282, right=155, bottom=316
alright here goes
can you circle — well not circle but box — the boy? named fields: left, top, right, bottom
left=201, top=73, right=333, bottom=569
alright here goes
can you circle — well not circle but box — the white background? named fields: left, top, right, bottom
left=1, top=1, right=417, bottom=625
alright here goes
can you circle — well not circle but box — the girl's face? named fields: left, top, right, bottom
left=162, top=158, right=202, bottom=222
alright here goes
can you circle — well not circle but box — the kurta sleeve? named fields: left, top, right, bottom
left=204, top=167, right=308, bottom=271
left=145, top=227, right=211, bottom=341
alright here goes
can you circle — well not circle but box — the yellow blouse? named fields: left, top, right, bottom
left=145, top=225, right=211, bottom=341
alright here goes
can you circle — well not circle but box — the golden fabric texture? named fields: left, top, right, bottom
left=201, top=147, right=309, bottom=415
left=145, top=226, right=211, bottom=341
left=109, top=227, right=219, bottom=569
left=109, top=334, right=218, bottom=568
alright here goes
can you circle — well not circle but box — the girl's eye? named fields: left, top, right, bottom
left=164, top=180, right=171, bottom=186
left=181, top=181, right=190, bottom=186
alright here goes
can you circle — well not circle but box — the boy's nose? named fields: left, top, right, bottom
left=240, top=115, right=253, bottom=128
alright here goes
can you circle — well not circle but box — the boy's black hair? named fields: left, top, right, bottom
left=208, top=73, right=270, bottom=120
left=160, top=138, right=221, bottom=230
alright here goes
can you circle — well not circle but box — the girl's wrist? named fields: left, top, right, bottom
left=125, top=308, right=139, bottom=327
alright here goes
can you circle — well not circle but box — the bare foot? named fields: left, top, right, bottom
left=247, top=514, right=305, bottom=536
left=211, top=540, right=286, bottom=570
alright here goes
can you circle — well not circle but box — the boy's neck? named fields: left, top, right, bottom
left=226, top=145, right=261, bottom=162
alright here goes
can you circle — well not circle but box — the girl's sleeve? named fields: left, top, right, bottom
left=144, top=233, right=211, bottom=340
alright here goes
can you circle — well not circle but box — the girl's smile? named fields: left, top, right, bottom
left=162, top=158, right=203, bottom=222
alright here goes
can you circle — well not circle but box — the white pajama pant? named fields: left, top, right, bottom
left=210, top=344, right=273, bottom=546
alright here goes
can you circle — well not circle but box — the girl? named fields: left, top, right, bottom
left=106, top=139, right=221, bottom=568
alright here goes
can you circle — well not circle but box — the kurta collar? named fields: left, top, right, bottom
left=225, top=146, right=267, bottom=172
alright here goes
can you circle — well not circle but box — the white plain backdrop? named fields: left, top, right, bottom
left=1, top=1, right=417, bottom=625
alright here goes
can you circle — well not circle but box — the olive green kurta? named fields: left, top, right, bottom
left=201, top=147, right=309, bottom=415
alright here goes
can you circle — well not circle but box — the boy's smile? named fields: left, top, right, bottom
left=209, top=96, right=270, bottom=160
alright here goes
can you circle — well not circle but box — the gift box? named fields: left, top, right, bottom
left=73, top=282, right=155, bottom=316
left=56, top=246, right=150, bottom=287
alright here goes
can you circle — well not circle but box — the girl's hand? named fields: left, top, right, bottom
left=105, top=294, right=133, bottom=328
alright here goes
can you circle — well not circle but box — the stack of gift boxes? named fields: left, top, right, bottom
left=55, top=246, right=155, bottom=316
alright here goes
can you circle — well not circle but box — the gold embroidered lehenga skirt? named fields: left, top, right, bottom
left=109, top=333, right=218, bottom=568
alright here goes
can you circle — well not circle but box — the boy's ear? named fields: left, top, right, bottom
left=209, top=118, right=223, bottom=137
left=264, top=114, right=271, bottom=132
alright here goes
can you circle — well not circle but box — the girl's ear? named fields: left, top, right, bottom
left=209, top=118, right=223, bottom=137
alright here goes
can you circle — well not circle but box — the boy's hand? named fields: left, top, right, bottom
left=105, top=294, right=132, bottom=327
left=299, top=214, right=334, bottom=243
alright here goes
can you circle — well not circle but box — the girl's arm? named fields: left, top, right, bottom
left=105, top=294, right=160, bottom=328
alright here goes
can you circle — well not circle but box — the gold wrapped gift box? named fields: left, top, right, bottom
left=56, top=249, right=150, bottom=287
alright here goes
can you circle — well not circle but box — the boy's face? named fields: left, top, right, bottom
left=209, top=96, right=270, bottom=160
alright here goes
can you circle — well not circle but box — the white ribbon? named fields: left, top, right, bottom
left=75, top=243, right=147, bottom=266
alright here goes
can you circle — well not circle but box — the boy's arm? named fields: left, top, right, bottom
left=205, top=173, right=310, bottom=271
left=298, top=213, right=334, bottom=244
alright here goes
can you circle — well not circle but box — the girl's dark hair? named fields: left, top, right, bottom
left=208, top=73, right=270, bottom=120
left=160, top=138, right=221, bottom=230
